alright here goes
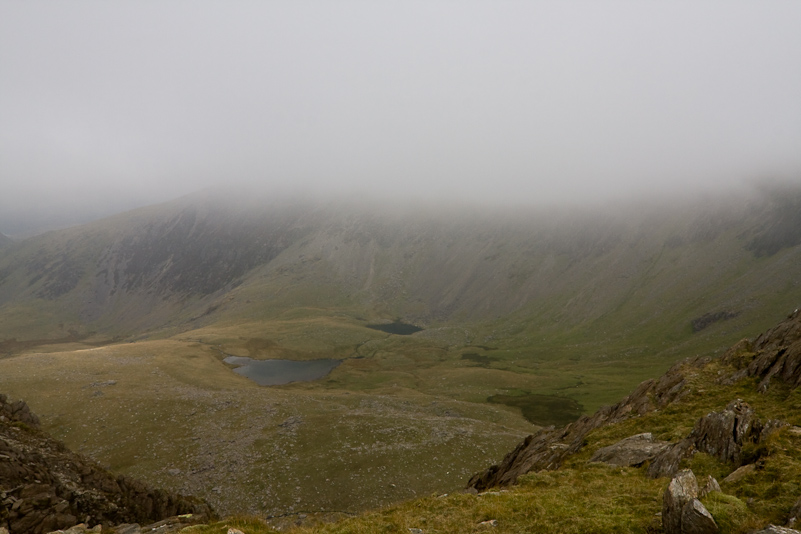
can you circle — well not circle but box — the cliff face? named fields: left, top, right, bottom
left=0, top=395, right=214, bottom=534
left=469, top=309, right=801, bottom=491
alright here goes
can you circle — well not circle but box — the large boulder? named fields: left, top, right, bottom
left=663, top=469, right=718, bottom=534
left=590, top=433, right=671, bottom=467
left=0, top=395, right=40, bottom=428
left=648, top=439, right=694, bottom=479
left=648, top=401, right=784, bottom=479
left=690, top=400, right=763, bottom=466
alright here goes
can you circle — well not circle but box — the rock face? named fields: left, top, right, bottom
left=722, top=309, right=801, bottom=392
left=750, top=527, right=801, bottom=534
left=647, top=439, right=695, bottom=479
left=648, top=400, right=783, bottom=479
left=589, top=433, right=671, bottom=467
left=0, top=395, right=214, bottom=534
left=0, top=394, right=40, bottom=428
left=691, top=400, right=766, bottom=465
left=662, top=469, right=717, bottom=534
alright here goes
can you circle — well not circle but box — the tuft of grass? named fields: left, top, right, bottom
left=701, top=492, right=758, bottom=533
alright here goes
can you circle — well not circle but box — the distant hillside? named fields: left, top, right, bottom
left=0, top=232, right=11, bottom=249
left=0, top=185, right=800, bottom=344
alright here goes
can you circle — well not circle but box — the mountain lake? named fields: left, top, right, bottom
left=224, top=356, right=341, bottom=386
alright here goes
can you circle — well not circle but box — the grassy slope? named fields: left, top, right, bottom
left=188, top=350, right=801, bottom=534
left=0, top=335, right=534, bottom=516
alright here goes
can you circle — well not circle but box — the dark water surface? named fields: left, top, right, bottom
left=488, top=392, right=584, bottom=427
left=366, top=321, right=423, bottom=335
left=224, top=356, right=341, bottom=386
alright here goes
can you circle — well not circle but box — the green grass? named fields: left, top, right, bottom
left=177, top=354, right=801, bottom=533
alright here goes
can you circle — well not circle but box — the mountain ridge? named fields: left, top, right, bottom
left=1, top=185, right=800, bottom=342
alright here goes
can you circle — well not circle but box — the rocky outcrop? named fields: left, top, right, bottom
left=0, top=395, right=214, bottom=534
left=0, top=394, right=40, bottom=428
left=468, top=362, right=690, bottom=490
left=469, top=310, right=801, bottom=491
left=648, top=400, right=784, bottom=479
left=749, top=527, right=801, bottom=534
left=589, top=433, right=671, bottom=468
left=690, top=400, right=779, bottom=466
left=662, top=469, right=717, bottom=534
left=648, top=439, right=694, bottom=479
left=722, top=309, right=801, bottom=393
left=43, top=515, right=204, bottom=534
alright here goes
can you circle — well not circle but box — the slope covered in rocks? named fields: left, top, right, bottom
left=0, top=395, right=213, bottom=534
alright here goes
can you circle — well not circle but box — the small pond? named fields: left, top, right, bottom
left=366, top=321, right=423, bottom=335
left=224, top=356, right=341, bottom=386
left=488, top=392, right=584, bottom=427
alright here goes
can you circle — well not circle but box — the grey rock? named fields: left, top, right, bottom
left=648, top=439, right=695, bottom=479
left=699, top=475, right=721, bottom=498
left=112, top=524, right=141, bottom=534
left=680, top=499, right=718, bottom=534
left=690, top=400, right=762, bottom=466
left=664, top=469, right=699, bottom=534
left=590, top=432, right=672, bottom=467
left=723, top=464, right=756, bottom=484
left=0, top=396, right=41, bottom=428
left=650, top=400, right=780, bottom=480
left=750, top=527, right=801, bottom=534
left=787, top=496, right=801, bottom=527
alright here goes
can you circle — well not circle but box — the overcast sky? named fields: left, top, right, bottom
left=1, top=1, right=800, bottom=235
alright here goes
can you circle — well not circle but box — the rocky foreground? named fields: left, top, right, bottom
left=0, top=394, right=214, bottom=534
left=467, top=308, right=801, bottom=533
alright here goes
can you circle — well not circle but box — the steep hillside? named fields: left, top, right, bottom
left=0, top=233, right=11, bottom=250
left=0, top=185, right=800, bottom=342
